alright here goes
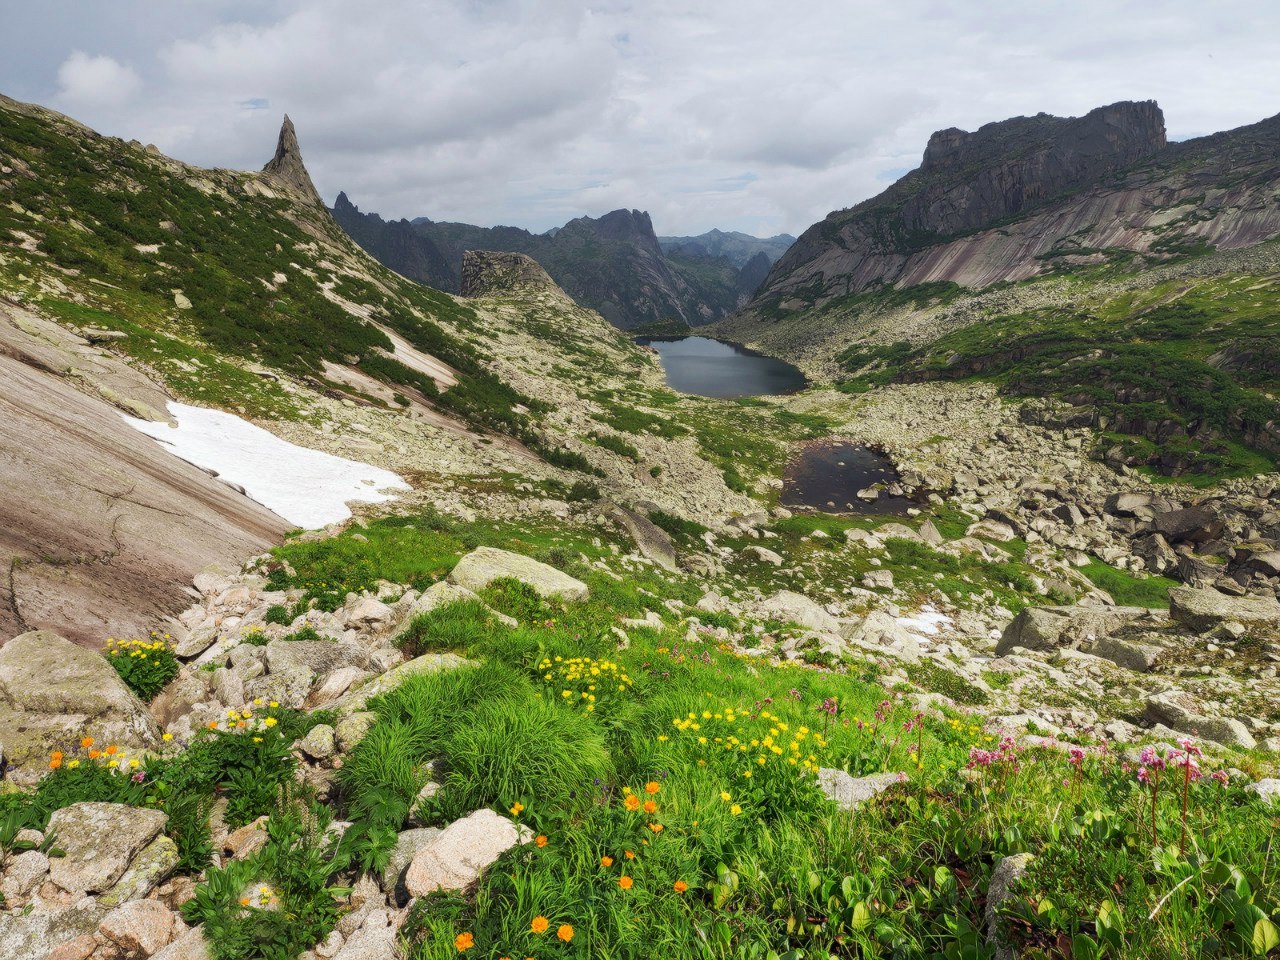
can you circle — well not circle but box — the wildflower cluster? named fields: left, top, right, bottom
left=106, top=634, right=179, bottom=701
left=205, top=698, right=284, bottom=742
left=967, top=733, right=1021, bottom=772
left=539, top=655, right=632, bottom=714
left=669, top=705, right=827, bottom=774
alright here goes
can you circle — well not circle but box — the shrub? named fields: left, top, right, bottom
left=105, top=636, right=180, bottom=701
left=264, top=604, right=293, bottom=626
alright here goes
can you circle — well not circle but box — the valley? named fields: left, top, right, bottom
left=0, top=87, right=1278, bottom=960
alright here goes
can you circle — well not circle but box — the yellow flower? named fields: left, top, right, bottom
left=531, top=915, right=549, bottom=934
left=509, top=802, right=524, bottom=817
left=557, top=924, right=574, bottom=943
left=263, top=717, right=278, bottom=728
left=162, top=733, right=173, bottom=742
left=720, top=791, right=732, bottom=802
left=730, top=804, right=743, bottom=816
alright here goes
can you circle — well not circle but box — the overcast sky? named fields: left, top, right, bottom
left=3, top=1, right=1278, bottom=236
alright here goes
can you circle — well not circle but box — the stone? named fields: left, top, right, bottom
left=331, top=653, right=471, bottom=713
left=878, top=522, right=923, bottom=542
left=0, top=899, right=104, bottom=959
left=403, top=808, right=532, bottom=896
left=332, top=916, right=397, bottom=960
left=265, top=639, right=363, bottom=677
left=986, top=853, right=1035, bottom=959
left=151, top=926, right=211, bottom=960
left=100, top=835, right=180, bottom=907
left=605, top=503, right=679, bottom=571
left=1244, top=779, right=1280, bottom=804
left=0, top=630, right=161, bottom=780
left=966, top=518, right=1017, bottom=542
left=99, top=899, right=176, bottom=957
left=1105, top=492, right=1174, bottom=518
left=407, top=581, right=483, bottom=618
left=1092, top=635, right=1163, bottom=673
left=298, top=723, right=337, bottom=760
left=447, top=546, right=589, bottom=602
left=344, top=596, right=396, bottom=631
left=47, top=803, right=168, bottom=895
left=843, top=528, right=884, bottom=549
left=335, top=711, right=378, bottom=751
left=741, top=545, right=783, bottom=566
left=758, top=590, right=842, bottom=634
left=308, top=667, right=374, bottom=707
left=995, top=605, right=1151, bottom=656
left=862, top=570, right=895, bottom=590
left=1, top=849, right=49, bottom=899
left=1169, top=586, right=1280, bottom=633
left=815, top=769, right=906, bottom=811
left=918, top=518, right=945, bottom=545
left=380, top=827, right=441, bottom=900
left=223, top=818, right=270, bottom=860
left=844, top=611, right=921, bottom=661
left=1145, top=692, right=1257, bottom=749
left=1154, top=506, right=1224, bottom=545
left=47, top=935, right=97, bottom=960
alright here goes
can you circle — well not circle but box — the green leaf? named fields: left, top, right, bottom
left=1253, top=918, right=1280, bottom=955
left=851, top=900, right=872, bottom=930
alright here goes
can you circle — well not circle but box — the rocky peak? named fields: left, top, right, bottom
left=262, top=114, right=322, bottom=205
left=460, top=250, right=564, bottom=299
left=333, top=190, right=356, bottom=213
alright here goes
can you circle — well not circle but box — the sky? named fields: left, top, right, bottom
left=3, top=1, right=1278, bottom=237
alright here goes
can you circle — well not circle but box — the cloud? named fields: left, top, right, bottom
left=7, top=0, right=1280, bottom=236
left=54, top=51, right=141, bottom=109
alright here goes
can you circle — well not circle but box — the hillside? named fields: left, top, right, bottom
left=717, top=101, right=1280, bottom=478
left=332, top=195, right=774, bottom=328
left=2, top=93, right=1280, bottom=960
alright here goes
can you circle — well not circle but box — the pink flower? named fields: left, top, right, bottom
left=1211, top=770, right=1230, bottom=785
left=1137, top=766, right=1151, bottom=785
left=1139, top=746, right=1166, bottom=771
left=1177, top=737, right=1203, bottom=758
left=1068, top=746, right=1086, bottom=768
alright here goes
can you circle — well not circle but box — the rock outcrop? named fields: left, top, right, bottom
left=460, top=251, right=563, bottom=300
left=261, top=115, right=323, bottom=205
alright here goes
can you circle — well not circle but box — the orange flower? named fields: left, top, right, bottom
left=80, top=737, right=94, bottom=749
left=105, top=745, right=118, bottom=755
left=240, top=897, right=251, bottom=907
left=618, top=875, right=633, bottom=890
left=531, top=916, right=549, bottom=934
left=88, top=750, right=101, bottom=760
left=644, top=781, right=660, bottom=795
left=674, top=880, right=689, bottom=893
left=49, top=758, right=62, bottom=770
left=50, top=750, right=64, bottom=762
left=535, top=835, right=548, bottom=848
left=600, top=856, right=613, bottom=867
left=557, top=924, right=574, bottom=943
left=624, top=795, right=640, bottom=811
left=624, top=850, right=636, bottom=860
left=643, top=799, right=657, bottom=814
left=207, top=722, right=218, bottom=731
left=454, top=932, right=474, bottom=952
left=649, top=823, right=664, bottom=833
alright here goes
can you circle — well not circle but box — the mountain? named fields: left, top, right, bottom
left=332, top=197, right=778, bottom=328
left=716, top=100, right=1280, bottom=478
left=743, top=100, right=1280, bottom=314
left=657, top=227, right=795, bottom=268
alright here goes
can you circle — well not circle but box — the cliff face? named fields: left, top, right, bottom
left=747, top=101, right=1280, bottom=315
left=332, top=192, right=455, bottom=291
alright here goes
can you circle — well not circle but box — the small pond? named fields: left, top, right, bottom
left=781, top=441, right=916, bottom=515
left=637, top=336, right=807, bottom=398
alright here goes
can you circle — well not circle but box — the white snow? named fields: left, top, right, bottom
left=896, top=605, right=953, bottom=639
left=124, top=402, right=409, bottom=529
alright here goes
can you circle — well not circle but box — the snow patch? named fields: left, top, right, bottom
left=124, top=402, right=409, bottom=529
left=896, top=605, right=953, bottom=638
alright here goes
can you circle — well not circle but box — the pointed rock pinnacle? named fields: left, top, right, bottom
left=262, top=114, right=322, bottom=205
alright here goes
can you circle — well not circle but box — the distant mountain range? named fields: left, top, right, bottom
left=331, top=195, right=792, bottom=329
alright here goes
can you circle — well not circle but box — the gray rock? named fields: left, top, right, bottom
left=843, top=528, right=884, bottom=549
left=1093, top=635, right=1163, bottom=673
left=862, top=570, right=895, bottom=590
left=335, top=711, right=377, bottom=752
left=844, top=611, right=921, bottom=661
left=605, top=503, right=679, bottom=571
left=966, top=518, right=1018, bottom=542
left=741, top=545, right=783, bottom=566
left=879, top=522, right=924, bottom=542
left=0, top=898, right=104, bottom=958
left=330, top=653, right=472, bottom=714
left=918, top=518, right=945, bottom=545
left=99, top=834, right=180, bottom=907
left=1244, top=778, right=1280, bottom=804
left=1154, top=506, right=1224, bottom=545
left=404, top=809, right=532, bottom=895
left=151, top=926, right=211, bottom=960
left=298, top=723, right=337, bottom=760
left=98, top=899, right=176, bottom=957
left=447, top=546, right=589, bottom=602
left=815, top=769, right=906, bottom=811
left=1169, top=586, right=1280, bottom=633
left=344, top=596, right=396, bottom=631
left=381, top=827, right=441, bottom=901
left=0, top=630, right=161, bottom=781
left=995, top=605, right=1150, bottom=656
left=1145, top=692, right=1257, bottom=749
left=47, top=803, right=168, bottom=895
left=758, top=590, right=842, bottom=634
left=1, top=849, right=49, bottom=899
left=986, top=853, right=1035, bottom=960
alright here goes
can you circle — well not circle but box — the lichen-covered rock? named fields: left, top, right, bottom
left=0, top=630, right=161, bottom=782
left=758, top=590, right=841, bottom=635
left=331, top=653, right=471, bottom=714
left=815, top=769, right=906, bottom=811
left=99, top=834, right=180, bottom=907
left=0, top=897, right=103, bottom=958
left=99, top=899, right=177, bottom=957
left=447, top=546, right=589, bottom=602
left=1244, top=779, right=1280, bottom=804
left=1145, top=691, right=1257, bottom=749
left=151, top=926, right=211, bottom=960
left=986, top=853, right=1036, bottom=960
left=1168, top=586, right=1280, bottom=633
left=298, top=723, right=337, bottom=760
left=404, top=809, right=532, bottom=895
left=47, top=802, right=168, bottom=895
left=996, top=605, right=1151, bottom=656
left=335, top=711, right=378, bottom=751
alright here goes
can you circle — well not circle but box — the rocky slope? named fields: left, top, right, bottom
left=742, top=100, right=1280, bottom=315
left=332, top=195, right=775, bottom=328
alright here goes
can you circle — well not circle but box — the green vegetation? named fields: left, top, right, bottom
left=105, top=636, right=180, bottom=702
left=1080, top=559, right=1179, bottom=608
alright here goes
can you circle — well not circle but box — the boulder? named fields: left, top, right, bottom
left=1134, top=533, right=1178, bottom=575
left=330, top=653, right=471, bottom=713
left=335, top=711, right=378, bottom=751
left=605, top=503, right=678, bottom=571
left=0, top=630, right=160, bottom=781
left=1154, top=506, right=1224, bottom=545
left=99, top=835, right=180, bottom=907
left=447, top=546, right=588, bottom=602
left=407, top=581, right=484, bottom=618
left=917, top=519, right=945, bottom=545
left=380, top=827, right=441, bottom=901
left=47, top=803, right=168, bottom=895
left=879, top=522, right=923, bottom=542
left=0, top=898, right=104, bottom=958
left=151, top=926, right=211, bottom=960
left=815, top=769, right=905, bottom=811
left=0, top=849, right=49, bottom=900
left=995, top=605, right=1151, bottom=656
left=1105, top=492, right=1175, bottom=518
left=1168, top=586, right=1280, bottom=633
left=1144, top=692, right=1257, bottom=749
left=843, top=528, right=884, bottom=549
left=966, top=519, right=1018, bottom=542
left=1244, top=779, right=1280, bottom=804
left=343, top=596, right=397, bottom=631
left=741, top=545, right=783, bottom=566
left=986, top=853, right=1036, bottom=960
left=404, top=809, right=532, bottom=896
left=1092, top=635, right=1163, bottom=673
left=862, top=570, right=895, bottom=590
left=844, top=611, right=921, bottom=661
left=758, top=590, right=842, bottom=635
left=298, top=723, right=337, bottom=760
left=99, top=899, right=176, bottom=957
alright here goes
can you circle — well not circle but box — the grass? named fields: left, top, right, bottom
left=1080, top=559, right=1179, bottom=608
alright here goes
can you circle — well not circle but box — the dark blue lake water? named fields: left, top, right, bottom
left=638, top=336, right=807, bottom=398
left=781, top=441, right=915, bottom=514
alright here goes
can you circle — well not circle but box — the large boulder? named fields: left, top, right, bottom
left=815, top=769, right=905, bottom=811
left=0, top=630, right=160, bottom=781
left=1168, top=586, right=1280, bottom=633
left=47, top=803, right=168, bottom=895
left=1104, top=492, right=1175, bottom=519
left=758, top=591, right=842, bottom=635
left=1154, top=506, right=1224, bottom=545
left=403, top=808, right=531, bottom=896
left=99, top=834, right=180, bottom=907
left=1145, top=692, right=1257, bottom=749
left=447, top=547, right=588, bottom=602
left=605, top=504, right=678, bottom=572
left=98, top=899, right=177, bottom=957
left=995, top=605, right=1151, bottom=656
left=0, top=898, right=104, bottom=958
